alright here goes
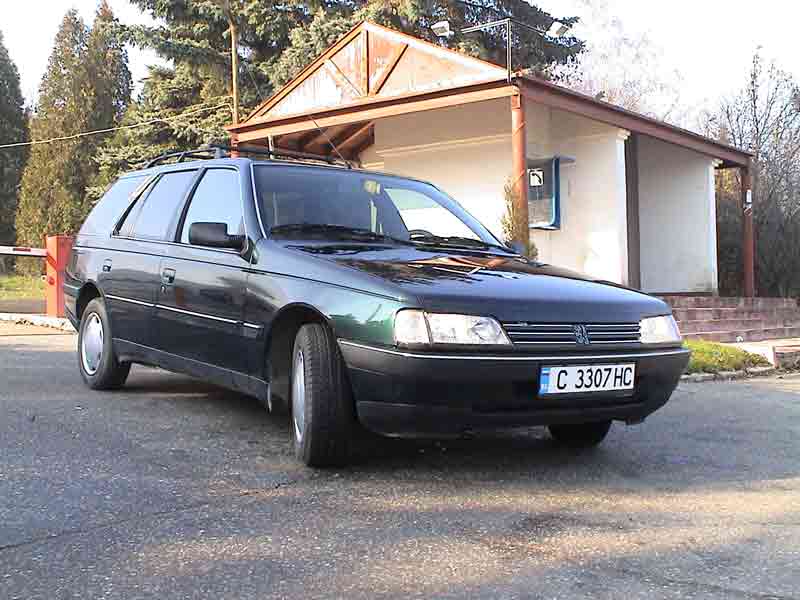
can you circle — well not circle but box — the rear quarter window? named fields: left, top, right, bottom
left=78, top=176, right=149, bottom=236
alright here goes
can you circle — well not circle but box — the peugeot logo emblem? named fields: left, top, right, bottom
left=573, top=324, right=590, bottom=345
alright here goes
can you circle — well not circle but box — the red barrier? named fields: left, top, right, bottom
left=45, top=235, right=73, bottom=318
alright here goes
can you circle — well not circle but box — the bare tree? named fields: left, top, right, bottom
left=705, top=53, right=800, bottom=296
left=547, top=0, right=684, bottom=123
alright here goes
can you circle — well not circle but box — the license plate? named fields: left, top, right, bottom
left=539, top=364, right=635, bottom=396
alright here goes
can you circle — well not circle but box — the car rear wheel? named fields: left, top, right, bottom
left=290, top=322, right=355, bottom=467
left=548, top=420, right=612, bottom=448
left=78, top=297, right=131, bottom=390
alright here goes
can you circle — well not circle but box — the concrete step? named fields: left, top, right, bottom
left=673, top=307, right=800, bottom=322
left=684, top=327, right=800, bottom=343
left=661, top=296, right=798, bottom=310
left=679, top=318, right=800, bottom=334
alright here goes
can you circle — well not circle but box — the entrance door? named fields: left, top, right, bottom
left=153, top=168, right=250, bottom=374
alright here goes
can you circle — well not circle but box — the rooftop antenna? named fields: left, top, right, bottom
left=310, top=116, right=352, bottom=169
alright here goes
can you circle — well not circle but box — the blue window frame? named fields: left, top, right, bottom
left=528, top=157, right=561, bottom=230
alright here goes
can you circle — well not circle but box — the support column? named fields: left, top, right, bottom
left=510, top=93, right=529, bottom=247
left=741, top=165, right=755, bottom=297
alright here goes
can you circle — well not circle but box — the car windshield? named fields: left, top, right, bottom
left=253, top=164, right=506, bottom=251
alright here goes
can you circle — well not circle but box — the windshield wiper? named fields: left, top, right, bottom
left=270, top=223, right=410, bottom=245
left=409, top=232, right=513, bottom=253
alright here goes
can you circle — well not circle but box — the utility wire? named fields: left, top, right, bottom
left=0, top=102, right=232, bottom=150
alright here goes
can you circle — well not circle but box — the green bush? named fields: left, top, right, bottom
left=685, top=339, right=770, bottom=374
left=0, top=275, right=45, bottom=300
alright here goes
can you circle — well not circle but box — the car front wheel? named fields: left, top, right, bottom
left=77, top=297, right=131, bottom=390
left=290, top=322, right=356, bottom=467
left=548, top=420, right=612, bottom=448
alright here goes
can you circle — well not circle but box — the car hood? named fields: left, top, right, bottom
left=287, top=243, right=670, bottom=323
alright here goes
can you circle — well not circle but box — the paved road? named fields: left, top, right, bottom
left=1, top=325, right=798, bottom=599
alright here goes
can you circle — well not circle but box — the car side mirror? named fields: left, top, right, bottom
left=188, top=222, right=244, bottom=250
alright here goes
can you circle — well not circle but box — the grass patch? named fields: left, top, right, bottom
left=0, top=275, right=46, bottom=300
left=685, top=339, right=770, bottom=374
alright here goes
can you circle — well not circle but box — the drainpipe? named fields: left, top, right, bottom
left=510, top=93, right=529, bottom=247
left=741, top=164, right=755, bottom=297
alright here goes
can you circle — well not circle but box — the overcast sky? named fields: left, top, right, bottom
left=537, top=0, right=800, bottom=109
left=2, top=0, right=799, bottom=112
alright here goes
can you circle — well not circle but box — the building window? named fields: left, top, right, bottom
left=528, top=157, right=561, bottom=230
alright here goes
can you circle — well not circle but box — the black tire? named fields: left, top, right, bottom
left=548, top=420, right=612, bottom=448
left=290, top=322, right=356, bottom=467
left=77, top=297, right=131, bottom=390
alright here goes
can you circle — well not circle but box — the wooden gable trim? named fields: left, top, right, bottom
left=245, top=21, right=367, bottom=121
left=369, top=43, right=408, bottom=97
left=361, top=21, right=507, bottom=77
left=242, top=20, right=507, bottom=125
left=324, top=59, right=362, bottom=98
left=361, top=29, right=369, bottom=95
left=338, top=122, right=374, bottom=150
left=231, top=81, right=515, bottom=141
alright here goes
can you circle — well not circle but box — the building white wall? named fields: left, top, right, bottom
left=637, top=135, right=718, bottom=293
left=528, top=103, right=630, bottom=285
left=362, top=99, right=512, bottom=238
left=359, top=97, right=718, bottom=294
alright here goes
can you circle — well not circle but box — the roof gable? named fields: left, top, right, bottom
left=245, top=21, right=507, bottom=124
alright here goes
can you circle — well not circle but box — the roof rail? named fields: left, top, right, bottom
left=144, top=146, right=226, bottom=169
left=212, top=144, right=353, bottom=169
left=143, top=144, right=355, bottom=170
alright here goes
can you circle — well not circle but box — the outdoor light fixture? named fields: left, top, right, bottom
left=547, top=21, right=571, bottom=38
left=432, top=17, right=572, bottom=84
left=431, top=20, right=454, bottom=38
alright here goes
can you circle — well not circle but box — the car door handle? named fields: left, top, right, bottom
left=102, top=259, right=112, bottom=272
left=161, top=268, right=176, bottom=285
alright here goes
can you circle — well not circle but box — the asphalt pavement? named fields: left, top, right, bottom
left=1, top=324, right=798, bottom=599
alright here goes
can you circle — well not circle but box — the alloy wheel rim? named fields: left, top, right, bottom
left=292, top=349, right=306, bottom=443
left=81, top=313, right=104, bottom=376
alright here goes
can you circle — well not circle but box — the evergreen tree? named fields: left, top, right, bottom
left=94, top=1, right=581, bottom=186
left=15, top=5, right=131, bottom=273
left=0, top=31, right=28, bottom=271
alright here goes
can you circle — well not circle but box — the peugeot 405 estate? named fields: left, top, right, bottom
left=65, top=147, right=690, bottom=467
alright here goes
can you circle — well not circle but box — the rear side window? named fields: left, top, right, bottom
left=179, top=169, right=243, bottom=244
left=131, top=170, right=196, bottom=240
left=78, top=176, right=148, bottom=236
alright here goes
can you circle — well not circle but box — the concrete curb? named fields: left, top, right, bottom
left=0, top=313, right=76, bottom=332
left=681, top=365, right=776, bottom=383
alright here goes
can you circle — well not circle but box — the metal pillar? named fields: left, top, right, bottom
left=511, top=93, right=529, bottom=245
left=741, top=165, right=755, bottom=297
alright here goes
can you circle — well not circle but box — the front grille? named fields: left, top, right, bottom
left=502, top=322, right=641, bottom=347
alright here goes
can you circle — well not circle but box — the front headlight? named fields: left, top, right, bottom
left=394, top=310, right=511, bottom=346
left=640, top=315, right=682, bottom=345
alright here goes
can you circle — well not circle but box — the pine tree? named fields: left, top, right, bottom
left=15, top=6, right=132, bottom=273
left=94, top=1, right=581, bottom=188
left=0, top=31, right=28, bottom=271
left=92, top=0, right=327, bottom=181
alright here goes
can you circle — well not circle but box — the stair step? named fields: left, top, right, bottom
left=661, top=296, right=798, bottom=310
left=673, top=307, right=800, bottom=322
left=683, top=327, right=800, bottom=343
left=679, top=318, right=800, bottom=334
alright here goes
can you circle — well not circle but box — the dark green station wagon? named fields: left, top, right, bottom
left=65, top=147, right=689, bottom=466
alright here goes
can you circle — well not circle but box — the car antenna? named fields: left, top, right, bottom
left=310, top=116, right=352, bottom=169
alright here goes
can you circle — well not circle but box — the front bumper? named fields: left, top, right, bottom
left=338, top=340, right=690, bottom=437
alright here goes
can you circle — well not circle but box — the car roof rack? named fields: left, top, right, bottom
left=144, top=147, right=226, bottom=169
left=212, top=144, right=353, bottom=169
left=143, top=144, right=354, bottom=170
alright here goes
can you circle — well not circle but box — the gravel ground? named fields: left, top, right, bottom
left=1, top=325, right=798, bottom=599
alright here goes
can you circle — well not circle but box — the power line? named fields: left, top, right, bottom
left=0, top=102, right=232, bottom=150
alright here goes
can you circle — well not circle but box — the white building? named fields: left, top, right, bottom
left=227, top=21, right=753, bottom=296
